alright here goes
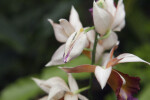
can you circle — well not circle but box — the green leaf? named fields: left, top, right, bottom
left=104, top=92, right=116, bottom=100
left=139, top=84, right=150, bottom=100
left=0, top=77, right=42, bottom=100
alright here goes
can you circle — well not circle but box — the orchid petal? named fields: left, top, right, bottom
left=108, top=70, right=140, bottom=100
left=78, top=94, right=89, bottom=100
left=94, top=66, right=112, bottom=89
left=86, top=29, right=95, bottom=44
left=32, top=78, right=50, bottom=93
left=94, top=43, right=104, bottom=63
left=113, top=20, right=125, bottom=31
left=102, top=31, right=118, bottom=50
left=64, top=31, right=88, bottom=63
left=64, top=93, right=78, bottom=100
left=46, top=44, right=65, bottom=67
left=47, top=85, right=69, bottom=100
left=86, top=30, right=104, bottom=63
left=48, top=19, right=68, bottom=42
left=107, top=70, right=123, bottom=97
left=32, top=77, right=69, bottom=94
left=116, top=70, right=140, bottom=100
left=105, top=0, right=116, bottom=16
left=69, top=6, right=83, bottom=32
left=45, top=77, right=69, bottom=90
left=112, top=0, right=125, bottom=31
left=59, top=65, right=96, bottom=73
left=93, top=1, right=113, bottom=35
left=117, top=53, right=150, bottom=65
left=68, top=74, right=79, bottom=92
left=101, top=53, right=110, bottom=67
left=109, top=41, right=119, bottom=59
left=38, top=96, right=48, bottom=100
left=59, top=19, right=75, bottom=36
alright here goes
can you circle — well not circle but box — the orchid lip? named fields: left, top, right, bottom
left=63, top=52, right=70, bottom=63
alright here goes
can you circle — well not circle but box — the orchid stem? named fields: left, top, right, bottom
left=84, top=48, right=92, bottom=51
left=84, top=26, right=95, bottom=33
left=99, top=30, right=111, bottom=40
left=74, top=86, right=90, bottom=94
left=89, top=32, right=99, bottom=100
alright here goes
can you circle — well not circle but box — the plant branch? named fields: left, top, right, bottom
left=88, top=32, right=99, bottom=100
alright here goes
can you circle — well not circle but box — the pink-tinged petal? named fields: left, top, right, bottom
left=69, top=6, right=83, bottom=32
left=78, top=94, right=88, bottom=100
left=47, top=85, right=69, bottom=100
left=68, top=74, right=79, bottom=92
left=59, top=65, right=96, bottom=73
left=48, top=19, right=68, bottom=42
left=112, top=0, right=125, bottom=31
left=45, top=44, right=65, bottom=67
left=117, top=53, right=150, bottom=65
left=59, top=19, right=75, bottom=36
left=64, top=31, right=88, bottom=63
left=93, top=1, right=113, bottom=35
left=102, top=31, right=118, bottom=50
left=64, top=93, right=78, bottom=100
left=117, top=70, right=140, bottom=100
left=105, top=0, right=116, bottom=16
left=94, top=66, right=112, bottom=89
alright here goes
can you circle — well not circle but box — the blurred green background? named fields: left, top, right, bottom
left=0, top=0, right=150, bottom=100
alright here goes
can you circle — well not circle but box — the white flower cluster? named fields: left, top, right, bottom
left=33, top=0, right=150, bottom=100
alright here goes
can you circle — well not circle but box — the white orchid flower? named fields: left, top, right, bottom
left=63, top=28, right=89, bottom=63
left=46, top=6, right=83, bottom=66
left=32, top=74, right=88, bottom=100
left=60, top=43, right=150, bottom=90
left=85, top=30, right=118, bottom=63
left=46, top=6, right=94, bottom=66
left=93, top=0, right=125, bottom=35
